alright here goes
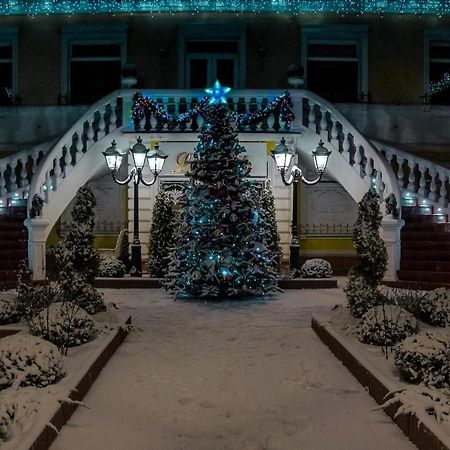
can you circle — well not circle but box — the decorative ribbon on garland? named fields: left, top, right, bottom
left=131, top=91, right=295, bottom=131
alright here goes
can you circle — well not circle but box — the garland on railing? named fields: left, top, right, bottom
left=429, top=72, right=450, bottom=95
left=131, top=91, right=295, bottom=131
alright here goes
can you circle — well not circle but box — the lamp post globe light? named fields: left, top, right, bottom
left=103, top=138, right=168, bottom=277
left=271, top=137, right=331, bottom=276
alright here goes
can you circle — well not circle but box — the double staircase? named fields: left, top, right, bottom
left=0, top=204, right=27, bottom=290
left=0, top=88, right=449, bottom=287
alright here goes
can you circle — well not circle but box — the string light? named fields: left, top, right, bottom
left=132, top=90, right=295, bottom=131
left=2, top=0, right=450, bottom=17
left=429, top=72, right=450, bottom=95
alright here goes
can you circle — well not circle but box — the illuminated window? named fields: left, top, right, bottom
left=301, top=25, right=368, bottom=103
left=61, top=25, right=127, bottom=104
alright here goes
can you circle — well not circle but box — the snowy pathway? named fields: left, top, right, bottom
left=51, top=288, right=415, bottom=450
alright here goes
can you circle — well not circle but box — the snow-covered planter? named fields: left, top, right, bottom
left=0, top=292, right=20, bottom=325
left=417, top=288, right=450, bottom=327
left=300, top=258, right=332, bottom=278
left=394, top=331, right=450, bottom=389
left=359, top=305, right=419, bottom=346
left=345, top=275, right=379, bottom=318
left=29, top=302, right=97, bottom=349
left=0, top=333, right=65, bottom=390
left=99, top=258, right=127, bottom=278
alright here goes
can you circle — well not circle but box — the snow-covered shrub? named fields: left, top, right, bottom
left=58, top=271, right=106, bottom=315
left=53, top=186, right=100, bottom=283
left=394, top=331, right=450, bottom=389
left=0, top=333, right=65, bottom=390
left=360, top=305, right=419, bottom=346
left=300, top=258, right=332, bottom=278
left=0, top=387, right=56, bottom=444
left=379, top=286, right=450, bottom=327
left=29, top=302, right=97, bottom=350
left=99, top=258, right=127, bottom=278
left=16, top=262, right=57, bottom=321
left=345, top=275, right=379, bottom=318
left=416, top=288, right=450, bottom=327
left=345, top=189, right=387, bottom=318
left=0, top=293, right=20, bottom=325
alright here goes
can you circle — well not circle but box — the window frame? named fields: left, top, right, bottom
left=301, top=25, right=368, bottom=102
left=0, top=27, right=18, bottom=104
left=178, top=24, right=246, bottom=89
left=61, top=24, right=128, bottom=104
left=424, top=29, right=450, bottom=103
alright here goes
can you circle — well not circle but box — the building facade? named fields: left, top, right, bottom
left=1, top=1, right=450, bottom=283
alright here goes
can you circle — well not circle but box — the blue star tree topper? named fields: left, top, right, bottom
left=205, top=80, right=231, bottom=105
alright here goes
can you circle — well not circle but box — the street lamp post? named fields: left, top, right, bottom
left=103, top=137, right=168, bottom=277
left=271, top=137, right=331, bottom=276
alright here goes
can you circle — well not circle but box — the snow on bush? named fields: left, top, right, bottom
left=0, top=292, right=20, bottom=325
left=0, top=387, right=39, bottom=443
left=99, top=258, right=127, bottom=278
left=0, top=333, right=65, bottom=390
left=359, top=305, right=419, bottom=346
left=381, top=386, right=450, bottom=424
left=300, top=258, right=332, bottom=278
left=29, top=302, right=97, bottom=349
left=416, top=288, right=450, bottom=327
left=345, top=276, right=379, bottom=318
left=58, top=272, right=106, bottom=315
left=379, top=286, right=450, bottom=327
left=394, top=331, right=450, bottom=389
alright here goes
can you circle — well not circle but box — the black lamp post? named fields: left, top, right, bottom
left=103, top=138, right=168, bottom=277
left=271, top=137, right=331, bottom=275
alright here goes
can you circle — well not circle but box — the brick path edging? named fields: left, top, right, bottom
left=311, top=317, right=450, bottom=450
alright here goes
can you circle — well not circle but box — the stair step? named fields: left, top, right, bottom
left=0, top=259, right=26, bottom=270
left=401, top=241, right=450, bottom=251
left=404, top=215, right=447, bottom=225
left=0, top=269, right=20, bottom=282
left=0, top=240, right=27, bottom=250
left=402, top=249, right=450, bottom=260
left=402, top=205, right=434, bottom=218
left=401, top=260, right=450, bottom=271
left=382, top=280, right=450, bottom=290
left=0, top=230, right=27, bottom=239
left=401, top=231, right=450, bottom=241
left=398, top=270, right=450, bottom=283
left=403, top=222, right=450, bottom=232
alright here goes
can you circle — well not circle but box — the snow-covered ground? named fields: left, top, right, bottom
left=50, top=288, right=415, bottom=450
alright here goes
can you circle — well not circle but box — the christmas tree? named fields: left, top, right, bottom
left=259, top=182, right=283, bottom=272
left=147, top=190, right=178, bottom=278
left=53, top=185, right=100, bottom=283
left=166, top=83, right=278, bottom=298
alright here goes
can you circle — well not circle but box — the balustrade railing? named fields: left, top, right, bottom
left=0, top=138, right=57, bottom=205
left=26, top=91, right=123, bottom=214
left=300, top=91, right=401, bottom=208
left=374, top=140, right=450, bottom=212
